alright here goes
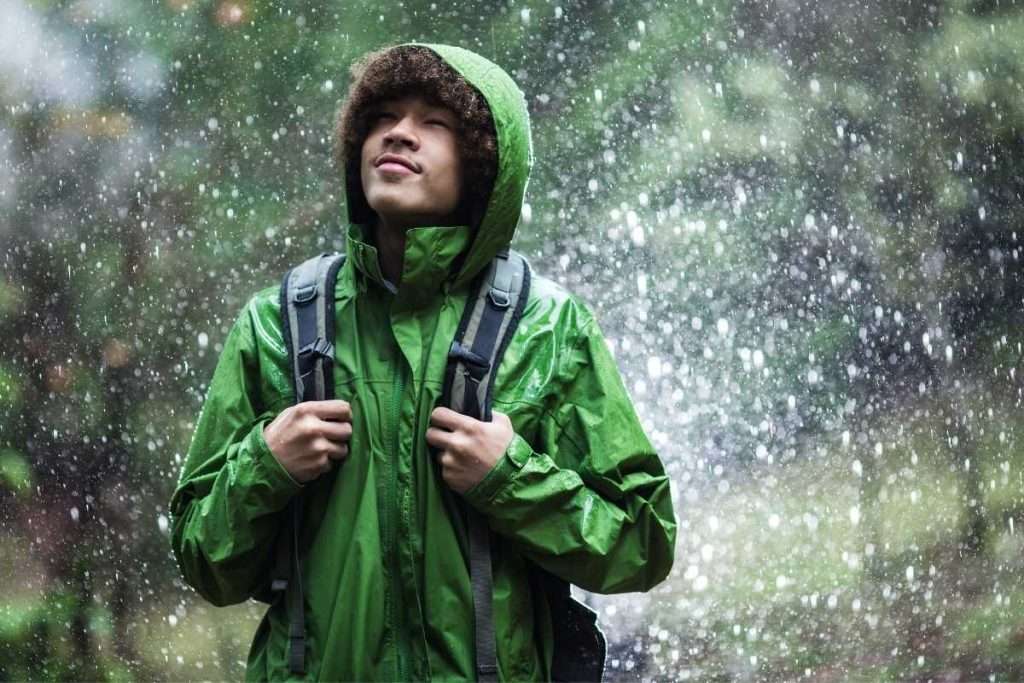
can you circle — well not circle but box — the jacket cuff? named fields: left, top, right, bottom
left=462, top=432, right=530, bottom=511
left=247, top=418, right=304, bottom=504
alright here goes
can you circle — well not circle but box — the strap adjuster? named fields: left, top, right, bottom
left=292, top=283, right=318, bottom=304
left=449, top=341, right=491, bottom=378
left=488, top=288, right=511, bottom=309
left=298, top=337, right=334, bottom=361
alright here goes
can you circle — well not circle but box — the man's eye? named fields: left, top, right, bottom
left=426, top=119, right=450, bottom=128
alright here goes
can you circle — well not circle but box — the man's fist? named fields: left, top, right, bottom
left=425, top=407, right=515, bottom=494
left=263, top=400, right=353, bottom=483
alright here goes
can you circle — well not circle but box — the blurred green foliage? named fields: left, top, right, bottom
left=0, top=449, right=31, bottom=496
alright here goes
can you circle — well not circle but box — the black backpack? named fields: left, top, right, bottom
left=269, top=250, right=606, bottom=681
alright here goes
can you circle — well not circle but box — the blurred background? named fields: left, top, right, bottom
left=2, top=0, right=1023, bottom=680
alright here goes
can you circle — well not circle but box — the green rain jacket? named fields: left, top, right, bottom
left=170, top=43, right=677, bottom=682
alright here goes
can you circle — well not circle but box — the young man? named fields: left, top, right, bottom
left=170, top=43, right=676, bottom=681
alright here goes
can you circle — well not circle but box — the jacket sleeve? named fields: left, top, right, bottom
left=169, top=298, right=302, bottom=606
left=462, top=305, right=677, bottom=594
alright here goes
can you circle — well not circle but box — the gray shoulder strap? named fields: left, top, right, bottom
left=281, top=252, right=346, bottom=403
left=273, top=251, right=345, bottom=675
left=445, top=249, right=531, bottom=422
left=442, top=249, right=531, bottom=682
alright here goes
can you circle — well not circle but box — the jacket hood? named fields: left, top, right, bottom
left=343, top=43, right=533, bottom=294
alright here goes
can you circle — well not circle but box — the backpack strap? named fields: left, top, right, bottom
left=273, top=251, right=346, bottom=676
left=282, top=253, right=346, bottom=404
left=442, top=248, right=531, bottom=682
left=443, top=248, right=530, bottom=421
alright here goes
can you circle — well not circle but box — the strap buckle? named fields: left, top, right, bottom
left=297, top=337, right=334, bottom=361
left=292, top=283, right=318, bottom=304
left=488, top=287, right=511, bottom=309
left=449, top=341, right=491, bottom=379
left=449, top=341, right=490, bottom=370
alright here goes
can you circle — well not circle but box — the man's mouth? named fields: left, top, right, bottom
left=375, top=154, right=419, bottom=174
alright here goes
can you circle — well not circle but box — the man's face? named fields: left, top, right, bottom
left=360, top=95, right=463, bottom=230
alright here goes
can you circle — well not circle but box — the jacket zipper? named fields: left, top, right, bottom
left=389, top=362, right=410, bottom=681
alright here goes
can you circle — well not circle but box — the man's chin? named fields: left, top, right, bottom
left=367, top=199, right=420, bottom=221
left=368, top=211, right=427, bottom=234
left=368, top=204, right=459, bottom=231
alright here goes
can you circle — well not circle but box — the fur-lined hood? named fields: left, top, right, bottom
left=342, top=43, right=533, bottom=295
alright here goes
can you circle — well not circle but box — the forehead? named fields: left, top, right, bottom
left=375, top=94, right=456, bottom=118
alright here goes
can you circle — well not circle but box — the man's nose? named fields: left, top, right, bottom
left=383, top=116, right=419, bottom=148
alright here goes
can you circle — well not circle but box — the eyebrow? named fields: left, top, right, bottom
left=423, top=104, right=456, bottom=118
left=428, top=111, right=457, bottom=124
left=370, top=100, right=457, bottom=124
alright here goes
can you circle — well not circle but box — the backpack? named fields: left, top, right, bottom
left=269, top=250, right=606, bottom=681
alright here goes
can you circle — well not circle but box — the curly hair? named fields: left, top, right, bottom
left=334, top=45, right=499, bottom=228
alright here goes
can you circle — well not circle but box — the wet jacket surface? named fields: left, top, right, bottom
left=169, top=43, right=677, bottom=682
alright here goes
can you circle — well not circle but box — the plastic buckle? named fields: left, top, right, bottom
left=271, top=579, right=287, bottom=592
left=488, top=287, right=511, bottom=309
left=298, top=337, right=335, bottom=360
left=292, top=284, right=317, bottom=304
left=452, top=339, right=491, bottom=370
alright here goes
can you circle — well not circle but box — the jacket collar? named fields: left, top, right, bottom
left=346, top=222, right=474, bottom=306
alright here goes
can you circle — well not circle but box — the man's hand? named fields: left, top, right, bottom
left=425, top=407, right=515, bottom=494
left=263, top=400, right=353, bottom=483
